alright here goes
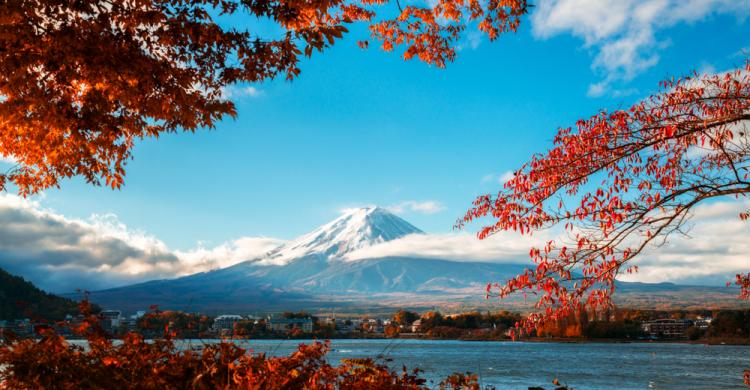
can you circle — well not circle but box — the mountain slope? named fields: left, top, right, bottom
left=293, top=257, right=528, bottom=293
left=85, top=257, right=530, bottom=313
left=85, top=207, right=744, bottom=313
left=87, top=207, right=512, bottom=312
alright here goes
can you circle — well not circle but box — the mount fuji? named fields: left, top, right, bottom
left=85, top=207, right=738, bottom=313
left=259, top=206, right=423, bottom=265
left=85, top=207, right=531, bottom=312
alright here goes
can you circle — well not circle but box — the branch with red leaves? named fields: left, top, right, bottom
left=460, top=61, right=750, bottom=333
left=0, top=0, right=528, bottom=195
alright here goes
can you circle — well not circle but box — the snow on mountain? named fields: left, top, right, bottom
left=85, top=206, right=733, bottom=313
left=257, top=207, right=422, bottom=265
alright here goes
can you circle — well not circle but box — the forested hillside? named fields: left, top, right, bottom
left=0, top=267, right=81, bottom=320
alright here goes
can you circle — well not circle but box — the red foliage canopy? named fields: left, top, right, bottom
left=461, top=62, right=750, bottom=331
left=0, top=0, right=528, bottom=194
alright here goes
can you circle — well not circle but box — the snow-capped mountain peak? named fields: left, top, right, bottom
left=259, top=207, right=422, bottom=265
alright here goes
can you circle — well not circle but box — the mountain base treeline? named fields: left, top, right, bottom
left=0, top=267, right=83, bottom=321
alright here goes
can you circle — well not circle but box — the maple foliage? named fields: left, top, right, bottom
left=0, top=0, right=528, bottom=195
left=0, top=333, right=429, bottom=389
left=460, top=62, right=750, bottom=333
left=0, top=301, right=482, bottom=389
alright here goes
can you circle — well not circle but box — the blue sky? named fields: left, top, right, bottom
left=1, top=0, right=750, bottom=291
left=31, top=4, right=748, bottom=249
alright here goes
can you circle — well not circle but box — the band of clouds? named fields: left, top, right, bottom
left=343, top=231, right=546, bottom=263
left=619, top=199, right=750, bottom=285
left=351, top=199, right=750, bottom=286
left=0, top=194, right=747, bottom=294
left=531, top=0, right=750, bottom=97
left=0, top=195, right=283, bottom=293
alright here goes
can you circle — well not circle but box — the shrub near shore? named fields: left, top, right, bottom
left=0, top=301, right=488, bottom=389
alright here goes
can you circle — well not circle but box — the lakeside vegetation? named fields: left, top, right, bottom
left=5, top=298, right=750, bottom=345
left=2, top=263, right=743, bottom=346
left=3, top=301, right=748, bottom=388
left=0, top=301, right=526, bottom=390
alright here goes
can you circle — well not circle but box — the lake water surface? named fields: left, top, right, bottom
left=174, top=339, right=749, bottom=389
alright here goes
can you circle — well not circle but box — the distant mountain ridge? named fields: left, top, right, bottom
left=85, top=207, right=744, bottom=314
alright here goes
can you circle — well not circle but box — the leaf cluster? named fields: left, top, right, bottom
left=0, top=0, right=528, bottom=194
left=461, top=61, right=750, bottom=332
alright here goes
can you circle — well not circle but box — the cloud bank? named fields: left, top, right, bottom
left=351, top=199, right=750, bottom=287
left=344, top=231, right=546, bottom=263
left=1, top=194, right=747, bottom=294
left=620, top=199, right=750, bottom=285
left=531, top=0, right=750, bottom=96
left=0, top=195, right=283, bottom=293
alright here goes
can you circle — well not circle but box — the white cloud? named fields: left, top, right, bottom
left=386, top=200, right=446, bottom=215
left=618, top=199, right=750, bottom=285
left=174, top=237, right=283, bottom=270
left=532, top=0, right=750, bottom=96
left=366, top=198, right=750, bottom=286
left=482, top=171, right=515, bottom=184
left=464, top=31, right=483, bottom=50
left=0, top=153, right=17, bottom=164
left=0, top=194, right=284, bottom=293
left=344, top=231, right=545, bottom=263
left=499, top=171, right=515, bottom=184
left=220, top=85, right=263, bottom=99
left=2, top=192, right=747, bottom=294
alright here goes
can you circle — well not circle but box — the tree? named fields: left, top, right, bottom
left=384, top=323, right=400, bottom=338
left=419, top=311, right=443, bottom=331
left=0, top=267, right=89, bottom=321
left=460, top=62, right=750, bottom=332
left=708, top=310, right=750, bottom=338
left=0, top=0, right=528, bottom=195
left=392, top=310, right=420, bottom=326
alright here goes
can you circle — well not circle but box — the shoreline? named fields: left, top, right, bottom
left=57, top=335, right=750, bottom=346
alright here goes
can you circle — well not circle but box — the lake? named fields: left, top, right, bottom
left=172, top=339, right=750, bottom=389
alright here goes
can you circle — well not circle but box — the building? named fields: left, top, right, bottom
left=362, top=319, right=384, bottom=333
left=12, top=319, right=32, bottom=335
left=100, top=310, right=123, bottom=333
left=411, top=319, right=422, bottom=333
left=212, top=315, right=244, bottom=333
left=694, top=316, right=712, bottom=329
left=642, top=319, right=693, bottom=338
left=267, top=318, right=314, bottom=333
left=101, top=310, right=122, bottom=324
left=335, top=319, right=358, bottom=334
